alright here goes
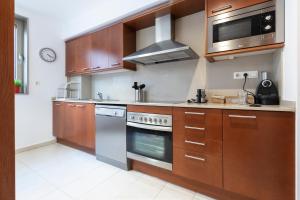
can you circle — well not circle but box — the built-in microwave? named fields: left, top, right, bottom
left=207, top=0, right=284, bottom=53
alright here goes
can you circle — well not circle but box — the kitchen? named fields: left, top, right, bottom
left=9, top=0, right=298, bottom=200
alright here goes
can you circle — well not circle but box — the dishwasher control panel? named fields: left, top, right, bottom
left=95, top=105, right=126, bottom=117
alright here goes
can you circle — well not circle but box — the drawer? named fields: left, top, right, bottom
left=183, top=139, right=222, bottom=157
left=185, top=110, right=206, bottom=127
left=173, top=108, right=222, bottom=148
left=173, top=147, right=222, bottom=188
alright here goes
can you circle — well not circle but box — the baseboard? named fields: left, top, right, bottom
left=15, top=139, right=57, bottom=154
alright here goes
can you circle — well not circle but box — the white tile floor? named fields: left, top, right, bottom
left=16, top=144, right=215, bottom=200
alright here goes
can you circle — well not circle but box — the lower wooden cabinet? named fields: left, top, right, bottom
left=53, top=102, right=95, bottom=151
left=173, top=108, right=223, bottom=188
left=223, top=110, right=295, bottom=200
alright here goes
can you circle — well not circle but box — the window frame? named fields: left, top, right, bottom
left=14, top=15, right=29, bottom=94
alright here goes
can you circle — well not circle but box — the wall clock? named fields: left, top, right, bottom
left=39, top=48, right=57, bottom=63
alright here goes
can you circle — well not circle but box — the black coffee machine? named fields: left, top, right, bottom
left=255, top=72, right=279, bottom=105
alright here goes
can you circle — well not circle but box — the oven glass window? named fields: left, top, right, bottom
left=213, top=11, right=275, bottom=43
left=127, top=126, right=172, bottom=163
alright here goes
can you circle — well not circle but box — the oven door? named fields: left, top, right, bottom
left=126, top=122, right=172, bottom=170
left=208, top=3, right=276, bottom=53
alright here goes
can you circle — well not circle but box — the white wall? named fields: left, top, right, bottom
left=282, top=0, right=298, bottom=101
left=296, top=0, right=300, bottom=198
left=92, top=12, right=275, bottom=102
left=15, top=6, right=66, bottom=150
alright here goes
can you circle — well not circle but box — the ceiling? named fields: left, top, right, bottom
left=15, top=0, right=167, bottom=23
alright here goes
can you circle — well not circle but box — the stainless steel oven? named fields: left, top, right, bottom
left=207, top=0, right=284, bottom=53
left=126, top=112, right=173, bottom=171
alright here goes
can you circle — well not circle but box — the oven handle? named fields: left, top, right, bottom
left=127, top=122, right=172, bottom=132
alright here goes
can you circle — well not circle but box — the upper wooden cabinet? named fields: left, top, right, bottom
left=66, top=23, right=136, bottom=76
left=66, top=35, right=92, bottom=76
left=223, top=110, right=295, bottom=200
left=207, top=0, right=270, bottom=17
left=90, top=29, right=109, bottom=71
left=107, top=23, right=136, bottom=70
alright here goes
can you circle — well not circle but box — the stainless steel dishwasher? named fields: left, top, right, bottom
left=95, top=105, right=128, bottom=170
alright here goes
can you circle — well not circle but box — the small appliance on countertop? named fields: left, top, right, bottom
left=132, top=82, right=146, bottom=102
left=256, top=72, right=279, bottom=105
left=187, top=89, right=207, bottom=104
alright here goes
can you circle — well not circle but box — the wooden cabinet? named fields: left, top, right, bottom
left=173, top=108, right=223, bottom=188
left=53, top=102, right=65, bottom=138
left=65, top=23, right=136, bottom=75
left=66, top=35, right=92, bottom=75
left=223, top=110, right=295, bottom=200
left=207, top=0, right=270, bottom=17
left=53, top=102, right=95, bottom=152
left=91, top=29, right=109, bottom=71
left=107, top=23, right=136, bottom=70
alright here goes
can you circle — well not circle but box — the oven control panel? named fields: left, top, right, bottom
left=127, top=112, right=172, bottom=127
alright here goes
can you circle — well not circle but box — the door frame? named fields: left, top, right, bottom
left=0, top=0, right=15, bottom=199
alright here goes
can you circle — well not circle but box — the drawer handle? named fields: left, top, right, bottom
left=212, top=4, right=232, bottom=13
left=67, top=104, right=76, bottom=107
left=185, top=140, right=206, bottom=146
left=185, top=126, right=205, bottom=131
left=185, top=154, right=206, bottom=162
left=185, top=112, right=205, bottom=115
left=82, top=68, right=90, bottom=71
left=55, top=103, right=61, bottom=106
left=229, top=115, right=256, bottom=119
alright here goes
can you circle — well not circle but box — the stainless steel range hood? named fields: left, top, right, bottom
left=123, top=14, right=199, bottom=65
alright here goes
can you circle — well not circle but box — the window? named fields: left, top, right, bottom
left=14, top=16, right=28, bottom=94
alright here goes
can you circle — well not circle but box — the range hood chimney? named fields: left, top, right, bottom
left=123, top=14, right=199, bottom=65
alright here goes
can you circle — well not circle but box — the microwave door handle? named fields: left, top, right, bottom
left=127, top=122, right=172, bottom=132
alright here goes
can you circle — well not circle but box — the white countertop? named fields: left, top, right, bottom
left=53, top=99, right=295, bottom=112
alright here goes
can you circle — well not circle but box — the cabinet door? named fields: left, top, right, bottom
left=53, top=102, right=65, bottom=138
left=75, top=35, right=92, bottom=73
left=223, top=110, right=295, bottom=200
left=207, top=0, right=270, bottom=17
left=108, top=23, right=123, bottom=68
left=64, top=103, right=78, bottom=144
left=91, top=29, right=109, bottom=71
left=66, top=40, right=77, bottom=75
left=75, top=104, right=95, bottom=150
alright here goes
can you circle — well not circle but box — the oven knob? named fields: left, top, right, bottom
left=159, top=119, right=163, bottom=124
left=164, top=119, right=168, bottom=124
left=130, top=116, right=135, bottom=120
left=264, top=25, right=272, bottom=31
left=154, top=118, right=157, bottom=123
left=265, top=15, right=272, bottom=21
left=149, top=118, right=153, bottom=123
left=144, top=117, right=148, bottom=122
left=139, top=117, right=143, bottom=121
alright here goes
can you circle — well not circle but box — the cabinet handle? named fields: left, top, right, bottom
left=82, top=68, right=90, bottom=71
left=228, top=115, right=256, bottom=119
left=67, top=104, right=76, bottom=107
left=185, top=112, right=205, bottom=115
left=185, top=126, right=205, bottom=131
left=55, top=103, right=61, bottom=106
left=212, top=4, right=232, bottom=13
left=185, top=140, right=206, bottom=146
left=76, top=105, right=86, bottom=108
left=111, top=63, right=121, bottom=66
left=185, top=154, right=206, bottom=162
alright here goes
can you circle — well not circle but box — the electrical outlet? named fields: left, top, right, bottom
left=234, top=71, right=258, bottom=80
